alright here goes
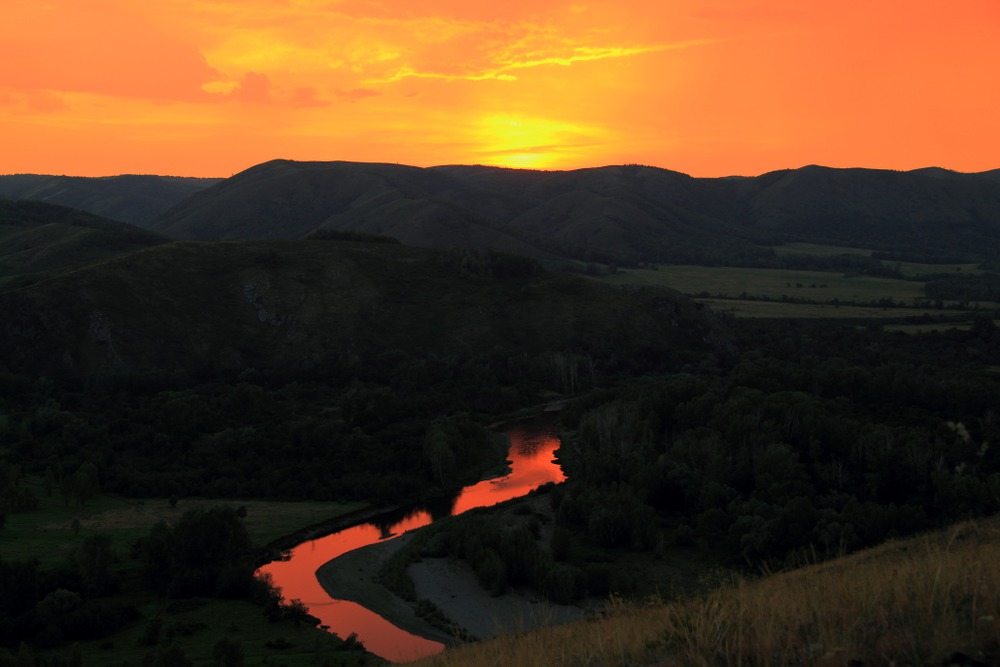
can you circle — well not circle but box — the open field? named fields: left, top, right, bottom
left=772, top=242, right=983, bottom=276
left=598, top=264, right=1000, bottom=320
left=603, top=265, right=924, bottom=303
left=413, top=517, right=1000, bottom=667
left=696, top=299, right=998, bottom=322
left=603, top=265, right=927, bottom=303
left=695, top=298, right=956, bottom=320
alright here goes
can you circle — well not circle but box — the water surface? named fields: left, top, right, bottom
left=256, top=419, right=565, bottom=662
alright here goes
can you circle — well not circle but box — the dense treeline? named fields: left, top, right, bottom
left=553, top=318, right=1000, bottom=569
left=0, top=340, right=604, bottom=507
left=381, top=508, right=586, bottom=608
left=923, top=272, right=1000, bottom=303
left=403, top=317, right=1000, bottom=608
left=0, top=540, right=137, bottom=649
left=0, top=507, right=264, bottom=652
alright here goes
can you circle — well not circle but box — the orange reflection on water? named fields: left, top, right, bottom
left=256, top=421, right=564, bottom=663
left=451, top=423, right=565, bottom=515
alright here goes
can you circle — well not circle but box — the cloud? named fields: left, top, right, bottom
left=371, top=40, right=704, bottom=84
left=131, top=1, right=695, bottom=97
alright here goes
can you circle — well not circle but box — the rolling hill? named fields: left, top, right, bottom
left=0, top=173, right=221, bottom=226
left=147, top=160, right=1000, bottom=265
left=0, top=199, right=167, bottom=291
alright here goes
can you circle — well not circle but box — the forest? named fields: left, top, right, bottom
left=366, top=316, right=1000, bottom=618
left=5, top=305, right=1000, bottom=663
left=3, top=178, right=1000, bottom=663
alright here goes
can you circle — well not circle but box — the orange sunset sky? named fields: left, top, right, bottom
left=2, top=0, right=998, bottom=178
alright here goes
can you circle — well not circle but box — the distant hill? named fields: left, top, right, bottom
left=0, top=239, right=722, bottom=377
left=0, top=199, right=167, bottom=291
left=149, top=160, right=553, bottom=260
left=0, top=173, right=221, bottom=226
left=740, top=165, right=1000, bottom=254
left=148, top=160, right=1000, bottom=265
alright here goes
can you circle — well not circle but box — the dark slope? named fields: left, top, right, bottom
left=0, top=239, right=721, bottom=377
left=742, top=166, right=1000, bottom=255
left=0, top=173, right=221, bottom=226
left=150, top=160, right=548, bottom=257
left=0, top=199, right=167, bottom=290
left=474, top=165, right=758, bottom=263
left=151, top=161, right=1000, bottom=265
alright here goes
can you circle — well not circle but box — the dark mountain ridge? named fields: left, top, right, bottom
left=0, top=173, right=221, bottom=226
left=148, top=160, right=1000, bottom=265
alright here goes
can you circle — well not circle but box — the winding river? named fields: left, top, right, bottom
left=256, top=418, right=566, bottom=662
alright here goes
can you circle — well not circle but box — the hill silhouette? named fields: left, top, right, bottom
left=0, top=199, right=167, bottom=291
left=148, top=160, right=1000, bottom=265
left=0, top=173, right=221, bottom=225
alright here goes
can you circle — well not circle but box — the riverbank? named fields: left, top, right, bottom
left=290, top=414, right=572, bottom=660
left=316, top=526, right=589, bottom=649
left=315, top=531, right=456, bottom=647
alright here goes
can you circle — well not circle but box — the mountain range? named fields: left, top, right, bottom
left=145, top=160, right=1000, bottom=264
left=5, top=161, right=1000, bottom=266
left=0, top=173, right=221, bottom=226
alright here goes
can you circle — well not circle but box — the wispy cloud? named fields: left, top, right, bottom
left=371, top=39, right=713, bottom=84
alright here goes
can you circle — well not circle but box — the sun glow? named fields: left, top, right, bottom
left=476, top=115, right=603, bottom=170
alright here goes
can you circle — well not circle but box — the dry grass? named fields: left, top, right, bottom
left=414, top=518, right=1000, bottom=667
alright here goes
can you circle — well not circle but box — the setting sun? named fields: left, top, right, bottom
left=1, top=0, right=998, bottom=176
left=476, top=115, right=605, bottom=169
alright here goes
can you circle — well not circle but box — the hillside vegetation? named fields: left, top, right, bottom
left=148, top=160, right=1000, bottom=267
left=0, top=200, right=167, bottom=291
left=0, top=238, right=719, bottom=377
left=3, top=169, right=1000, bottom=666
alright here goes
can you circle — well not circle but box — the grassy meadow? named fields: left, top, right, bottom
left=596, top=246, right=1000, bottom=321
left=414, top=518, right=1000, bottom=667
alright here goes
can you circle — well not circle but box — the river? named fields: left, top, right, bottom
left=256, top=418, right=566, bottom=662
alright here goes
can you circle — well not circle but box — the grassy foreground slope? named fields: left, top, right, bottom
left=414, top=517, right=1000, bottom=667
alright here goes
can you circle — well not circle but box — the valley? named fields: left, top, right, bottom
left=1, top=160, right=1000, bottom=666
